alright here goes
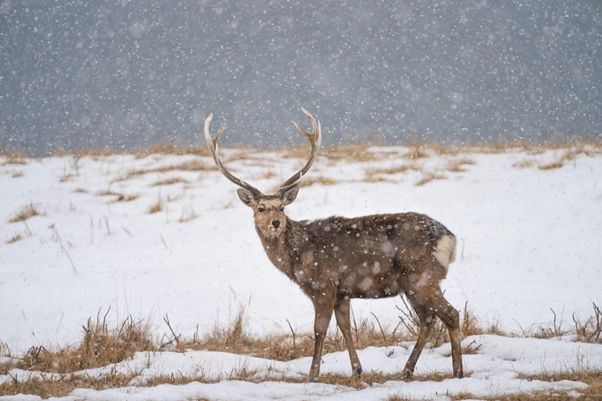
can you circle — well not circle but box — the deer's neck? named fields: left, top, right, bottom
left=256, top=217, right=302, bottom=280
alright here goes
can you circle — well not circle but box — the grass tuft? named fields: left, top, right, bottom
left=8, top=203, right=42, bottom=223
left=5, top=234, right=23, bottom=244
left=299, top=176, right=339, bottom=187
left=147, top=196, right=165, bottom=214
left=415, top=172, right=446, bottom=186
left=151, top=177, right=189, bottom=187
left=17, top=312, right=155, bottom=373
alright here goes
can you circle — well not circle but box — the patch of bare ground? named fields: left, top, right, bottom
left=8, top=203, right=42, bottom=223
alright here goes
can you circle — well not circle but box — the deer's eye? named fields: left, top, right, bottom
left=279, top=206, right=284, bottom=211
left=257, top=206, right=265, bottom=213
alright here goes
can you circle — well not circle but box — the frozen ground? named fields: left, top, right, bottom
left=1, top=145, right=601, bottom=399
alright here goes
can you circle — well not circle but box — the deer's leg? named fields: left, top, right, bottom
left=308, top=297, right=336, bottom=382
left=431, top=291, right=464, bottom=378
left=401, top=303, right=435, bottom=380
left=334, top=296, right=362, bottom=377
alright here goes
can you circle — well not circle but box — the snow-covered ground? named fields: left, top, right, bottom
left=1, top=145, right=601, bottom=399
left=2, top=334, right=601, bottom=400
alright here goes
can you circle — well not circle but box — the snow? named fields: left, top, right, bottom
left=1, top=335, right=599, bottom=400
left=0, top=146, right=601, bottom=399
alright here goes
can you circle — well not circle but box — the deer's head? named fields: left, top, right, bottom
left=204, top=108, right=321, bottom=240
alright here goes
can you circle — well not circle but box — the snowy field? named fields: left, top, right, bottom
left=1, top=145, right=601, bottom=400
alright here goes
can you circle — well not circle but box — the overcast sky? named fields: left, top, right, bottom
left=1, top=0, right=601, bottom=155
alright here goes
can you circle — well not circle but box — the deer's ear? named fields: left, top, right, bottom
left=280, top=185, right=299, bottom=206
left=237, top=188, right=256, bottom=207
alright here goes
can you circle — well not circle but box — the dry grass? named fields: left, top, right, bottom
left=147, top=197, right=165, bottom=214
left=117, top=160, right=214, bottom=182
left=365, top=164, right=417, bottom=181
left=134, top=143, right=209, bottom=158
left=11, top=170, right=24, bottom=178
left=1, top=151, right=26, bottom=165
left=299, top=176, right=340, bottom=187
left=179, top=206, right=198, bottom=223
left=0, top=371, right=137, bottom=398
left=17, top=313, right=154, bottom=373
left=517, top=304, right=602, bottom=343
left=447, top=158, right=476, bottom=173
left=386, top=394, right=412, bottom=401
left=111, top=193, right=140, bottom=203
left=96, top=189, right=139, bottom=203
left=151, top=177, right=189, bottom=187
left=73, top=187, right=88, bottom=193
left=415, top=172, right=447, bottom=186
left=173, top=307, right=397, bottom=362
left=2, top=303, right=600, bottom=398
left=5, top=234, right=23, bottom=244
left=513, top=159, right=536, bottom=169
left=8, top=203, right=42, bottom=223
left=404, top=145, right=431, bottom=160
left=284, top=142, right=392, bottom=163
left=172, top=299, right=491, bottom=363
left=538, top=160, right=565, bottom=170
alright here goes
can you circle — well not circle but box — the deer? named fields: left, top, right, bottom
left=203, top=108, right=464, bottom=382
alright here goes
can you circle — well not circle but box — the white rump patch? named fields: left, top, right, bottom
left=433, top=234, right=457, bottom=269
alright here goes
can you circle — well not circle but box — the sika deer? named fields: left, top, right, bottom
left=204, top=109, right=463, bottom=381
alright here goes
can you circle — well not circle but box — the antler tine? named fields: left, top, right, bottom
left=279, top=108, right=322, bottom=192
left=204, top=113, right=262, bottom=196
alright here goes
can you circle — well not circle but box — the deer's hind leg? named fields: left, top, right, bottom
left=334, top=296, right=362, bottom=377
left=401, top=301, right=436, bottom=379
left=430, top=290, right=464, bottom=378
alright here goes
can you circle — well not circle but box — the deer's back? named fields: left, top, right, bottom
left=290, top=213, right=456, bottom=299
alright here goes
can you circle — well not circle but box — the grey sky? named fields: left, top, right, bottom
left=1, top=0, right=600, bottom=155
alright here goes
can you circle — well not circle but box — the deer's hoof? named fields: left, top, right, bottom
left=400, top=369, right=413, bottom=381
left=352, top=366, right=363, bottom=377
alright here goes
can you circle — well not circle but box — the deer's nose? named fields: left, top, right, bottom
left=272, top=219, right=280, bottom=228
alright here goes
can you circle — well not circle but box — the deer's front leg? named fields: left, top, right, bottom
left=308, top=296, right=336, bottom=382
left=334, top=297, right=362, bottom=377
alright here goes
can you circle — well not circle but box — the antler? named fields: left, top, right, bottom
left=204, top=113, right=263, bottom=196
left=278, top=108, right=322, bottom=192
